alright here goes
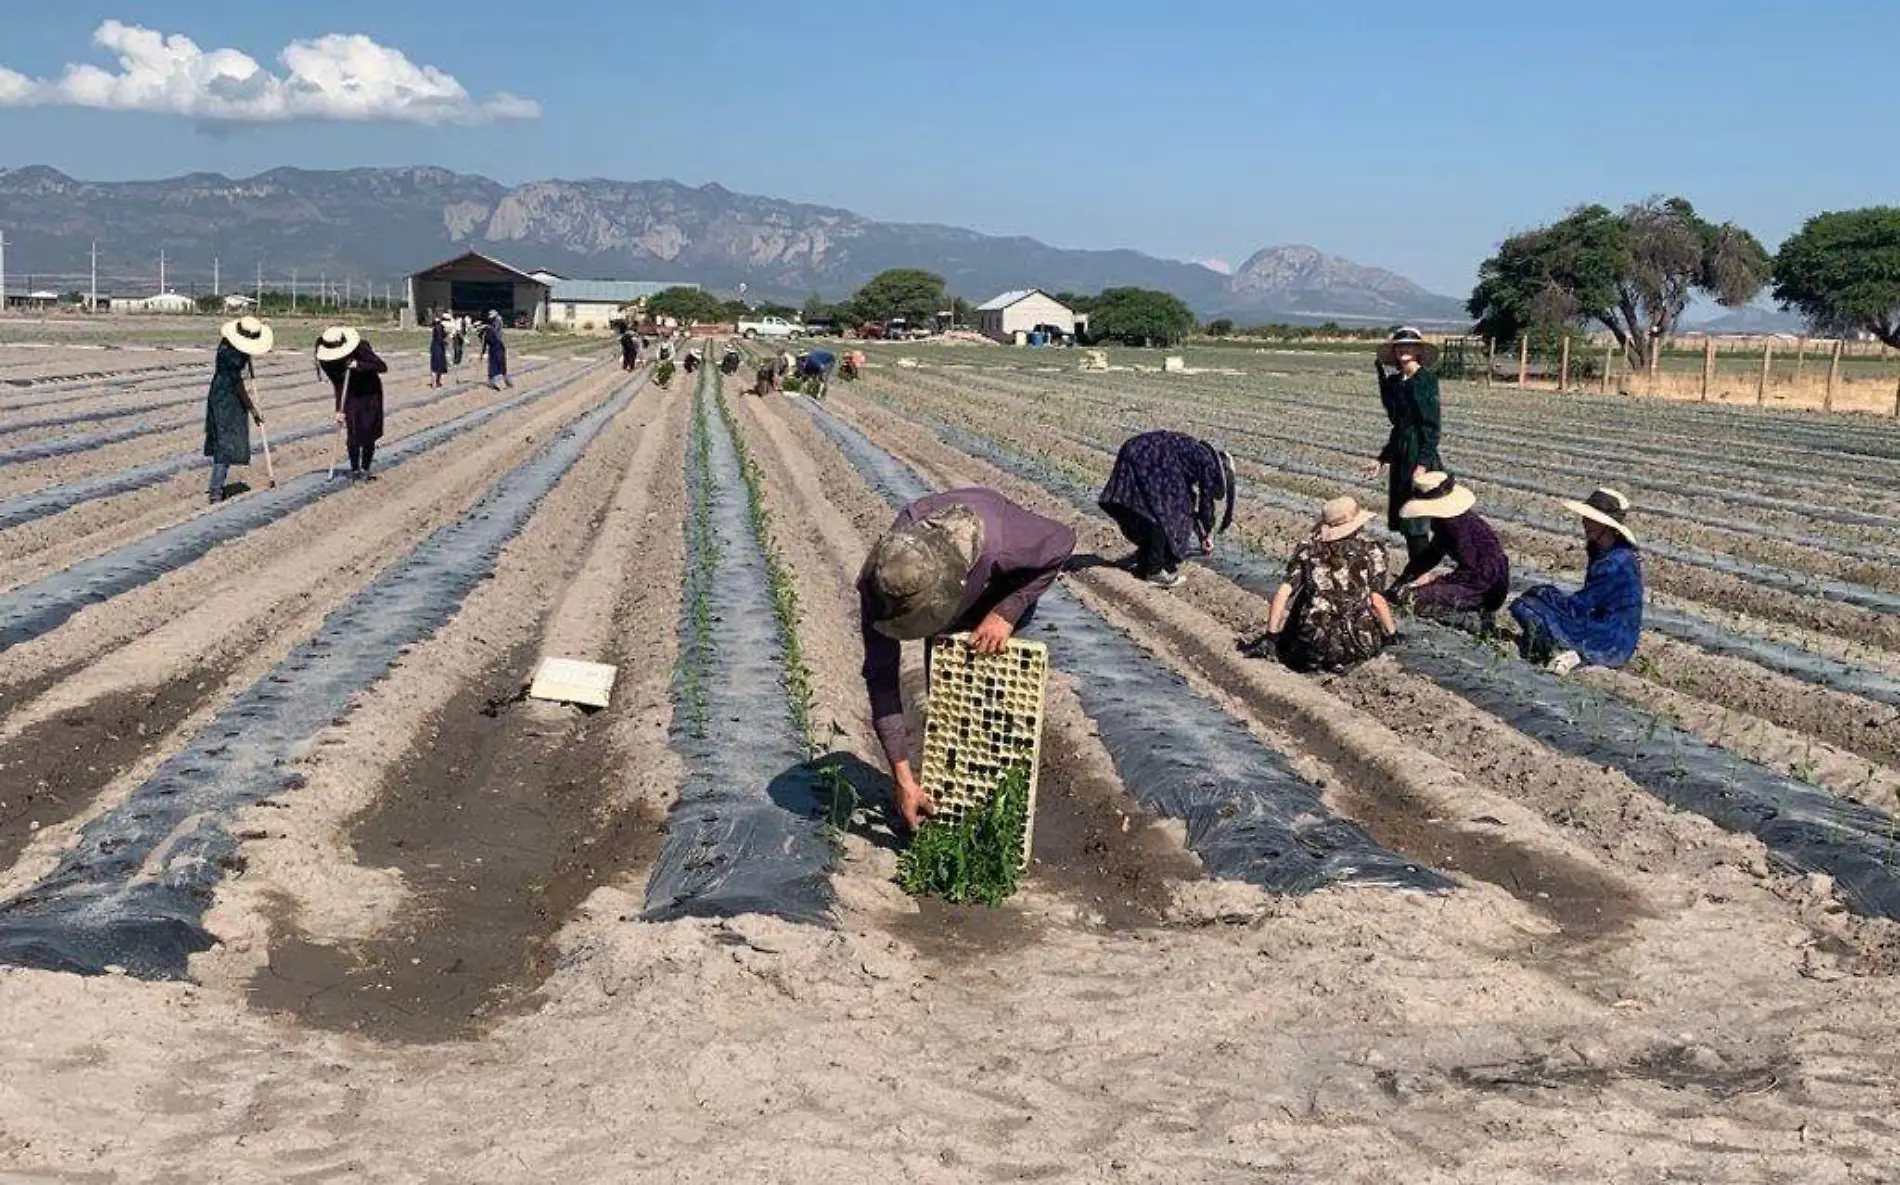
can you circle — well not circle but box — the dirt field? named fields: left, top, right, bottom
left=2, top=334, right=1899, bottom=1183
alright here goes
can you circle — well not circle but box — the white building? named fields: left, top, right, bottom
left=546, top=279, right=683, bottom=330
left=222, top=294, right=257, bottom=312
left=976, top=289, right=1083, bottom=344
left=111, top=292, right=196, bottom=314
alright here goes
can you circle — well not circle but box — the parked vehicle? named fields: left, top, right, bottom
left=802, top=318, right=840, bottom=337
left=738, top=315, right=803, bottom=340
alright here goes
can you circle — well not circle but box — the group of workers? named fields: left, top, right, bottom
left=751, top=347, right=866, bottom=397
left=855, top=326, right=1647, bottom=826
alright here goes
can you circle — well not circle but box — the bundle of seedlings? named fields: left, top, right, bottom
left=655, top=359, right=677, bottom=387
left=898, top=763, right=1032, bottom=906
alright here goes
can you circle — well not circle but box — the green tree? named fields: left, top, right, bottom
left=1469, top=197, right=1770, bottom=369
left=801, top=293, right=829, bottom=323
left=849, top=268, right=946, bottom=325
left=1086, top=287, right=1197, bottom=347
left=1772, top=208, right=1900, bottom=345
left=647, top=286, right=725, bottom=324
left=950, top=296, right=975, bottom=328
left=1205, top=317, right=1235, bottom=337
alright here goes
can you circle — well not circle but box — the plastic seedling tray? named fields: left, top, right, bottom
left=919, top=634, right=1048, bottom=867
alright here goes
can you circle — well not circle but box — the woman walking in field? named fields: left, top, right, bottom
left=204, top=315, right=272, bottom=505
left=1364, top=327, right=1443, bottom=568
left=315, top=326, right=390, bottom=481
left=1098, top=430, right=1236, bottom=588
left=1242, top=495, right=1396, bottom=670
left=1510, top=488, right=1644, bottom=674
left=481, top=310, right=513, bottom=390
left=1390, top=471, right=1510, bottom=628
left=428, top=314, right=450, bottom=388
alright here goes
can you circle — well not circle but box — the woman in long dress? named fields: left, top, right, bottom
left=1365, top=327, right=1443, bottom=567
left=428, top=315, right=450, bottom=387
left=1097, top=430, right=1236, bottom=588
left=315, top=326, right=390, bottom=480
left=204, top=316, right=273, bottom=504
left=481, top=310, right=512, bottom=389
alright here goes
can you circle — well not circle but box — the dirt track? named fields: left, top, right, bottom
left=0, top=341, right=1898, bottom=1182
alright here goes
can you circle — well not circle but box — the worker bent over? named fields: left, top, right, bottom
left=858, top=488, right=1075, bottom=830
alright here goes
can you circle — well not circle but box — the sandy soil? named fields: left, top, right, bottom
left=1, top=348, right=1898, bottom=1182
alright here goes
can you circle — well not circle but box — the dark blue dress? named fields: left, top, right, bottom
left=429, top=322, right=449, bottom=375
left=483, top=322, right=508, bottom=380
left=1511, top=543, right=1645, bottom=667
left=1098, top=431, right=1225, bottom=567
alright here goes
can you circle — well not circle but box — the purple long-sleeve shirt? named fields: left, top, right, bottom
left=860, top=488, right=1076, bottom=767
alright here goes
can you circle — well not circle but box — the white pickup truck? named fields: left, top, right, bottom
left=737, top=315, right=802, bottom=340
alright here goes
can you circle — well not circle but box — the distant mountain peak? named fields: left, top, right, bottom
left=0, top=165, right=1464, bottom=322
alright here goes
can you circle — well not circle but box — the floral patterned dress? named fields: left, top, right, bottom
left=1281, top=534, right=1390, bottom=671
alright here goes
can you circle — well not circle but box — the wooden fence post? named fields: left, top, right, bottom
left=1826, top=339, right=1843, bottom=411
left=1484, top=338, right=1495, bottom=389
left=1559, top=336, right=1571, bottom=391
left=1602, top=345, right=1614, bottom=395
left=1517, top=337, right=1529, bottom=387
left=1757, top=341, right=1773, bottom=405
left=1701, top=336, right=1715, bottom=402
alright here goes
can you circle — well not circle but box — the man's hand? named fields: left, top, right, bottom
left=970, top=611, right=1015, bottom=655
left=1412, top=571, right=1439, bottom=589
left=893, top=765, right=935, bottom=830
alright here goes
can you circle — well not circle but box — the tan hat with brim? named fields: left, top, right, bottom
left=220, top=315, right=274, bottom=357
left=1561, top=487, right=1636, bottom=544
left=1400, top=471, right=1476, bottom=519
left=1377, top=326, right=1440, bottom=368
left=862, top=507, right=982, bottom=640
left=314, top=326, right=361, bottom=363
left=1314, top=495, right=1373, bottom=543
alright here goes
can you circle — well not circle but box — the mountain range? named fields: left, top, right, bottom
left=0, top=165, right=1469, bottom=324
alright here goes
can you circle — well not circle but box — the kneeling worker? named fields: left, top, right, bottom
left=1391, top=471, right=1510, bottom=628
left=1510, top=488, right=1644, bottom=674
left=859, top=488, right=1076, bottom=829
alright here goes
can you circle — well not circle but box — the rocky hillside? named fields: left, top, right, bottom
left=0, top=166, right=1465, bottom=323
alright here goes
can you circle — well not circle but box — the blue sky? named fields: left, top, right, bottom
left=0, top=0, right=1893, bottom=295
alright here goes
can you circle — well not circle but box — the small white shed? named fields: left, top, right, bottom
left=976, top=289, right=1081, bottom=344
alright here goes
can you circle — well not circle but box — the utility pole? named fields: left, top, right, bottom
left=213, top=257, right=220, bottom=297
left=158, top=249, right=167, bottom=294
left=255, top=261, right=263, bottom=308
left=89, top=239, right=98, bottom=312
left=0, top=229, right=8, bottom=314
left=291, top=269, right=298, bottom=314
left=345, top=275, right=352, bottom=308
left=320, top=271, right=327, bottom=311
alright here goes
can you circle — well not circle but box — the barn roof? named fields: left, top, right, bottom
left=409, top=250, right=547, bottom=285
left=549, top=279, right=681, bottom=303
left=976, top=288, right=1067, bottom=312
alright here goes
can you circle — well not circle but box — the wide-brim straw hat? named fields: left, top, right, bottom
left=861, top=507, right=981, bottom=640
left=1400, top=471, right=1476, bottom=519
left=1561, top=487, right=1636, bottom=544
left=220, top=315, right=274, bottom=357
left=313, top=326, right=361, bottom=363
left=1314, top=495, right=1374, bottom=543
left=1377, top=326, right=1440, bottom=368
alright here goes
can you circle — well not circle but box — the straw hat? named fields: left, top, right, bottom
left=1377, top=326, right=1440, bottom=368
left=220, top=315, right=274, bottom=357
left=1561, top=487, right=1636, bottom=544
left=1399, top=471, right=1476, bottom=519
left=1314, top=495, right=1374, bottom=543
left=860, top=506, right=983, bottom=640
left=313, top=326, right=361, bottom=363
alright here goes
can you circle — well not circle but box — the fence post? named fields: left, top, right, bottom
left=1826, top=339, right=1843, bottom=411
left=1893, top=366, right=1900, bottom=418
left=1517, top=337, right=1529, bottom=386
left=1602, top=345, right=1614, bottom=395
left=1559, top=336, right=1571, bottom=391
left=1757, top=341, right=1773, bottom=405
left=1484, top=338, right=1495, bottom=389
left=1701, top=336, right=1715, bottom=401
left=1795, top=336, right=1808, bottom=382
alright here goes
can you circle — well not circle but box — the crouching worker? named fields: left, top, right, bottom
left=754, top=358, right=777, bottom=396
left=859, top=489, right=1076, bottom=829
left=315, top=326, right=389, bottom=480
left=1243, top=496, right=1396, bottom=670
left=798, top=348, right=836, bottom=395
left=1391, top=471, right=1510, bottom=629
left=1511, top=488, right=1644, bottom=674
left=1098, top=430, right=1236, bottom=588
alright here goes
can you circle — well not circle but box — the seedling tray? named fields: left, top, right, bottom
left=920, top=634, right=1048, bottom=866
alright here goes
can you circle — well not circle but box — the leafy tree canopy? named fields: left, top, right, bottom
left=1773, top=207, right=1900, bottom=346
left=647, top=286, right=726, bottom=324
left=849, top=268, right=947, bottom=325
left=1468, top=197, right=1770, bottom=368
left=1205, top=318, right=1235, bottom=337
left=1086, top=287, right=1197, bottom=347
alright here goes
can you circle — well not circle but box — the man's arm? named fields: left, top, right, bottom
left=989, top=517, right=1077, bottom=626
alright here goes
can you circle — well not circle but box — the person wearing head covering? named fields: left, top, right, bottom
left=1098, top=430, right=1236, bottom=588
left=315, top=326, right=390, bottom=480
left=480, top=310, right=512, bottom=389
left=720, top=346, right=742, bottom=375
left=1364, top=328, right=1444, bottom=567
left=1243, top=495, right=1396, bottom=670
left=799, top=348, right=837, bottom=394
left=451, top=315, right=468, bottom=368
left=1510, top=488, right=1644, bottom=674
left=753, top=357, right=777, bottom=396
left=204, top=315, right=273, bottom=505
left=684, top=347, right=703, bottom=374
left=859, top=488, right=1076, bottom=828
left=1391, top=471, right=1510, bottom=626
left=428, top=315, right=450, bottom=388
left=620, top=326, right=642, bottom=372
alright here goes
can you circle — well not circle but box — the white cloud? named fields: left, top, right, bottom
left=0, top=20, right=539, bottom=126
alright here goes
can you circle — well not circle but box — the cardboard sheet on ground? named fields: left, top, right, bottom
left=920, top=636, right=1049, bottom=866
left=529, top=657, right=618, bottom=708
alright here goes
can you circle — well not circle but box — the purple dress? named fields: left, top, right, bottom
left=1098, top=431, right=1228, bottom=568
left=859, top=488, right=1076, bottom=767
left=1397, top=511, right=1510, bottom=618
